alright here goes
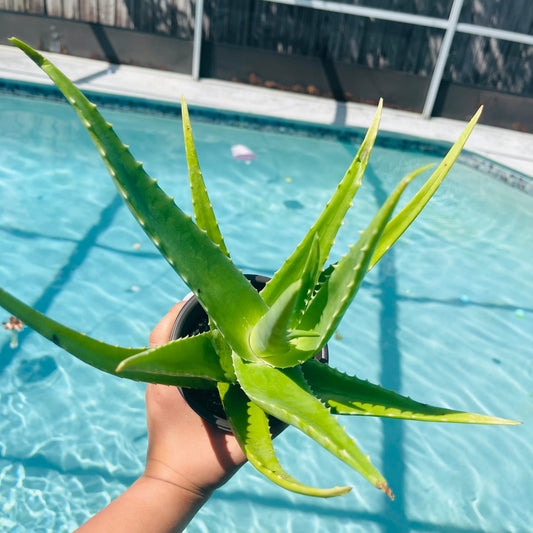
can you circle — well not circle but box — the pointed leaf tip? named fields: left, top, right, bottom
left=377, top=481, right=394, bottom=500
left=234, top=357, right=389, bottom=492
left=10, top=37, right=46, bottom=66
left=262, top=102, right=382, bottom=307
left=219, top=382, right=353, bottom=497
left=181, top=95, right=230, bottom=257
left=369, top=107, right=482, bottom=271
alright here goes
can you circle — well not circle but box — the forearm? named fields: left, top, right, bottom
left=75, top=474, right=209, bottom=533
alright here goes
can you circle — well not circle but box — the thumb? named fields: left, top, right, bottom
left=149, top=302, right=185, bottom=347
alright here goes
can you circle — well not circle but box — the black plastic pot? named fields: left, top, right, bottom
left=171, top=274, right=328, bottom=433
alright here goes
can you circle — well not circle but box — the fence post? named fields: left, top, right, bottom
left=422, top=0, right=465, bottom=118
left=192, top=0, right=205, bottom=80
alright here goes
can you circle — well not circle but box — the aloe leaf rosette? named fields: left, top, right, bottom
left=0, top=39, right=520, bottom=500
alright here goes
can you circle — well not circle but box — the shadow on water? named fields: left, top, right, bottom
left=0, top=448, right=501, bottom=533
left=211, top=489, right=502, bottom=533
left=329, top=137, right=408, bottom=528
left=1, top=453, right=138, bottom=488
left=367, top=164, right=408, bottom=530
left=0, top=224, right=160, bottom=260
left=0, top=193, right=124, bottom=375
left=1, top=136, right=528, bottom=531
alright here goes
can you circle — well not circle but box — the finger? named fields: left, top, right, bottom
left=149, top=302, right=185, bottom=347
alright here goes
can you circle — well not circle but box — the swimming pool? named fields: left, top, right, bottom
left=0, top=88, right=532, bottom=532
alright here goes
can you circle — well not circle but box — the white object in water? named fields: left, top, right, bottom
left=231, top=144, right=256, bottom=163
left=3, top=316, right=24, bottom=349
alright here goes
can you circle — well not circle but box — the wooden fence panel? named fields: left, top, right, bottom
left=97, top=0, right=116, bottom=25
left=128, top=0, right=154, bottom=33
left=79, top=0, right=99, bottom=23
left=1, top=0, right=530, bottom=95
left=461, top=0, right=533, bottom=33
left=25, top=0, right=44, bottom=14
left=45, top=0, right=64, bottom=17
left=203, top=0, right=443, bottom=74
left=115, top=0, right=134, bottom=28
left=61, top=0, right=78, bottom=19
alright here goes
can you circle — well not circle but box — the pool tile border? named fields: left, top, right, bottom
left=1, top=78, right=531, bottom=195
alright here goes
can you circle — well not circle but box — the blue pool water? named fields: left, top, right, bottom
left=0, top=90, right=532, bottom=532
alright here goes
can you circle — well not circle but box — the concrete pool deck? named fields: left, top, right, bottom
left=1, top=43, right=532, bottom=177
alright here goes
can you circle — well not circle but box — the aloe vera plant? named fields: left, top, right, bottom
left=1, top=39, right=519, bottom=500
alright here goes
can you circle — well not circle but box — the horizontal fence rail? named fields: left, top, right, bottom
left=263, top=0, right=453, bottom=29
left=263, top=0, right=533, bottom=45
left=262, top=0, right=533, bottom=117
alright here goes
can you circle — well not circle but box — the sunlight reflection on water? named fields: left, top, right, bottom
left=0, top=92, right=532, bottom=532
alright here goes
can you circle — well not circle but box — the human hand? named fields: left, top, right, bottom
left=76, top=301, right=246, bottom=533
left=143, top=302, right=247, bottom=499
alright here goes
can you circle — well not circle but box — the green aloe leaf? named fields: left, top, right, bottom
left=289, top=232, right=321, bottom=326
left=181, top=97, right=229, bottom=257
left=11, top=38, right=267, bottom=363
left=250, top=280, right=302, bottom=357
left=116, top=331, right=234, bottom=383
left=296, top=166, right=427, bottom=353
left=302, top=360, right=521, bottom=425
left=261, top=101, right=383, bottom=306
left=218, top=382, right=351, bottom=497
left=233, top=354, right=394, bottom=498
left=250, top=278, right=322, bottom=368
left=0, top=288, right=213, bottom=388
left=369, top=107, right=482, bottom=269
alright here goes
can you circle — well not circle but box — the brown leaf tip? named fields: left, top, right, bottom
left=377, top=481, right=395, bottom=501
